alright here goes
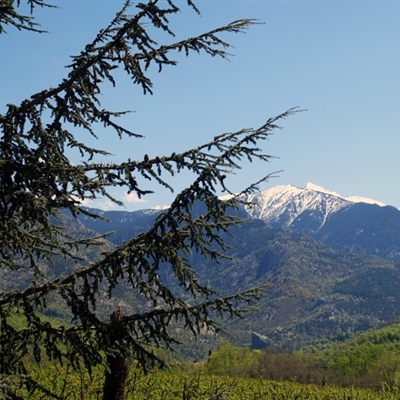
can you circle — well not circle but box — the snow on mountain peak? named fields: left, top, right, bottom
left=243, top=182, right=385, bottom=231
left=306, top=182, right=385, bottom=207
left=346, top=196, right=385, bottom=207
left=305, top=183, right=343, bottom=198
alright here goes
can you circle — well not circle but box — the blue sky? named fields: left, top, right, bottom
left=2, top=1, right=400, bottom=210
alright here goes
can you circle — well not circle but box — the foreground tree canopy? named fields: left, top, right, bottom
left=0, top=1, right=296, bottom=398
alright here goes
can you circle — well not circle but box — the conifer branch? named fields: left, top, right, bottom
left=0, top=0, right=298, bottom=396
left=0, top=0, right=55, bottom=33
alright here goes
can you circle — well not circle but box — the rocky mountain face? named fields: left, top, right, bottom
left=69, top=183, right=400, bottom=351
left=243, top=183, right=400, bottom=262
left=243, top=183, right=354, bottom=232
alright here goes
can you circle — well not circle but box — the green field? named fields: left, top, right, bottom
left=15, top=364, right=400, bottom=400
left=10, top=322, right=400, bottom=399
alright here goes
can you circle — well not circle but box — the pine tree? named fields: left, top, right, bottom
left=0, top=1, right=297, bottom=398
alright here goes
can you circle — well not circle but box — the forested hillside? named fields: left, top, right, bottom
left=69, top=205, right=400, bottom=353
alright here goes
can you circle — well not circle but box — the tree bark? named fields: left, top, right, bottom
left=102, top=308, right=129, bottom=400
left=102, top=353, right=128, bottom=400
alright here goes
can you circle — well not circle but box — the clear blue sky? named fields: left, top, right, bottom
left=2, top=1, right=400, bottom=210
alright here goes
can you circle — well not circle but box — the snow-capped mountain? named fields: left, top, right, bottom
left=243, top=183, right=400, bottom=261
left=76, top=182, right=400, bottom=262
left=304, top=183, right=385, bottom=207
left=244, top=183, right=349, bottom=232
left=68, top=184, right=400, bottom=348
left=243, top=183, right=384, bottom=234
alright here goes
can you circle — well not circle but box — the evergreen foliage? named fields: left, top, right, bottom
left=0, top=0, right=55, bottom=33
left=0, top=0, right=296, bottom=398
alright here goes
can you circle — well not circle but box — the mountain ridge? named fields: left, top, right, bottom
left=304, top=183, right=385, bottom=206
left=244, top=184, right=352, bottom=232
left=64, top=183, right=400, bottom=350
left=241, top=183, right=400, bottom=261
left=243, top=183, right=386, bottom=228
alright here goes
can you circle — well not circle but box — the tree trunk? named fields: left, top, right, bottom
left=102, top=308, right=129, bottom=400
left=102, top=353, right=129, bottom=400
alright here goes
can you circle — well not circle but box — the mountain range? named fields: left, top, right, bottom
left=243, top=183, right=400, bottom=262
left=71, top=183, right=400, bottom=351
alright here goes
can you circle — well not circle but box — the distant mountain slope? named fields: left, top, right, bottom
left=198, top=221, right=400, bottom=349
left=316, top=202, right=400, bottom=261
left=243, top=184, right=353, bottom=232
left=77, top=207, right=160, bottom=244
left=243, top=183, right=400, bottom=261
left=70, top=191, right=400, bottom=350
